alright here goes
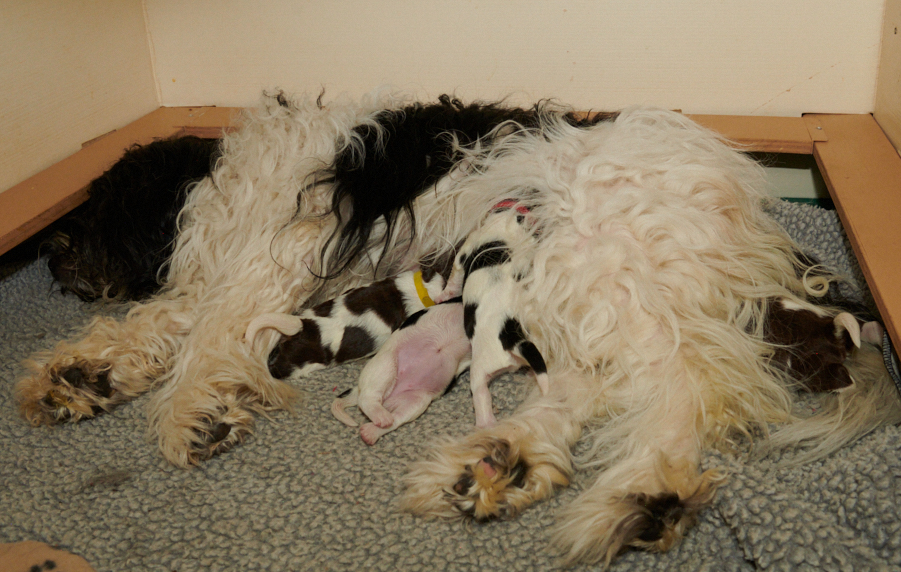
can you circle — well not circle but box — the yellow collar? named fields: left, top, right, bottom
left=413, top=271, right=436, bottom=307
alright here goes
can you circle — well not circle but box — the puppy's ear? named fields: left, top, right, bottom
left=861, top=321, right=885, bottom=346
left=833, top=312, right=861, bottom=348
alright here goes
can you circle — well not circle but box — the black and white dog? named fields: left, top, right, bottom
left=19, top=90, right=900, bottom=566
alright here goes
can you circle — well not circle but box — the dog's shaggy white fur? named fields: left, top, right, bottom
left=16, top=90, right=901, bottom=566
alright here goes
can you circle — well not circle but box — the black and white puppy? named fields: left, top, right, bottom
left=436, top=201, right=549, bottom=428
left=763, top=297, right=874, bottom=392
left=244, top=270, right=445, bottom=379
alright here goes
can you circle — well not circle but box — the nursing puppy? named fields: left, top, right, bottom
left=764, top=297, right=863, bottom=392
left=436, top=201, right=549, bottom=428
left=244, top=270, right=445, bottom=379
left=331, top=299, right=471, bottom=445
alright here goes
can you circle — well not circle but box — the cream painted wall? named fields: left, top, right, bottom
left=0, top=0, right=158, bottom=192
left=145, top=0, right=885, bottom=115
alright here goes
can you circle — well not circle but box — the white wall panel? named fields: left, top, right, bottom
left=146, top=0, right=884, bottom=115
left=0, top=0, right=158, bottom=192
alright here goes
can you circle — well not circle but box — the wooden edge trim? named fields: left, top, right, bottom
left=0, top=106, right=241, bottom=256
left=686, top=114, right=813, bottom=154
left=808, top=113, right=901, bottom=351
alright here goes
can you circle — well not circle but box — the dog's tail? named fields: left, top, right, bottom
left=331, top=387, right=360, bottom=427
left=760, top=326, right=901, bottom=465
left=244, top=313, right=304, bottom=354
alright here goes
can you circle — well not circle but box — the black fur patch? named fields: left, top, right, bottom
left=463, top=303, right=478, bottom=340
left=344, top=279, right=407, bottom=329
left=517, top=341, right=547, bottom=375
left=318, top=96, right=616, bottom=279
left=334, top=326, right=376, bottom=363
left=763, top=301, right=855, bottom=392
left=267, top=319, right=332, bottom=379
left=46, top=135, right=221, bottom=301
left=399, top=309, right=427, bottom=330
left=461, top=241, right=511, bottom=284
left=498, top=318, right=525, bottom=351
left=313, top=299, right=334, bottom=318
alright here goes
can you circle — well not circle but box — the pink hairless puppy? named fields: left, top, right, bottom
left=331, top=299, right=471, bottom=445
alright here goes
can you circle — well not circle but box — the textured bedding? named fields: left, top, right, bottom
left=1, top=200, right=898, bottom=571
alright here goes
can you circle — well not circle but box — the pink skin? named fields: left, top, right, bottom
left=355, top=303, right=472, bottom=445
left=478, top=459, right=497, bottom=478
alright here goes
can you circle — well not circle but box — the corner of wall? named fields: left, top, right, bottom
left=142, top=0, right=163, bottom=107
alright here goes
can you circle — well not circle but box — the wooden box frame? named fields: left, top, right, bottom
left=2, top=108, right=899, bottom=352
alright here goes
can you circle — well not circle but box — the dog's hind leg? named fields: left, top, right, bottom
left=550, top=367, right=725, bottom=567
left=16, top=297, right=193, bottom=425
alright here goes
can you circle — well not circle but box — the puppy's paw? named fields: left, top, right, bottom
left=401, top=433, right=570, bottom=522
left=360, top=422, right=388, bottom=445
left=17, top=360, right=120, bottom=425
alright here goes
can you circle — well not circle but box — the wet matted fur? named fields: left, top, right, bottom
left=15, top=90, right=901, bottom=567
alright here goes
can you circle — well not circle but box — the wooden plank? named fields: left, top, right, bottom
left=0, top=106, right=240, bottom=257
left=579, top=112, right=813, bottom=154
left=875, top=0, right=901, bottom=152
left=686, top=114, right=813, bottom=154
left=808, top=113, right=901, bottom=351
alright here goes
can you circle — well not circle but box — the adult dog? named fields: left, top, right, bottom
left=16, top=90, right=900, bottom=566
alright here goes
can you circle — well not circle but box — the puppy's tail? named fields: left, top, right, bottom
left=244, top=313, right=303, bottom=354
left=760, top=339, right=901, bottom=466
left=331, top=387, right=360, bottom=427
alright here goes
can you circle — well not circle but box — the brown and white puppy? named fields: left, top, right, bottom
left=331, top=299, right=472, bottom=445
left=244, top=270, right=445, bottom=379
left=436, top=201, right=549, bottom=428
left=763, top=298, right=868, bottom=392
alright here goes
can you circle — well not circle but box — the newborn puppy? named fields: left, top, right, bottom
left=763, top=297, right=866, bottom=392
left=331, top=299, right=472, bottom=445
left=436, top=201, right=549, bottom=428
left=244, top=270, right=444, bottom=379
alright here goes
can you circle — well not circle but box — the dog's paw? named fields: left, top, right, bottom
left=17, top=360, right=120, bottom=425
left=401, top=434, right=570, bottom=522
left=189, top=416, right=246, bottom=462
left=551, top=467, right=723, bottom=566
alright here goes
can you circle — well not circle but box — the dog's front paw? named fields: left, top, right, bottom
left=156, top=396, right=256, bottom=467
left=401, top=433, right=570, bottom=522
left=17, top=360, right=120, bottom=425
left=189, top=416, right=246, bottom=462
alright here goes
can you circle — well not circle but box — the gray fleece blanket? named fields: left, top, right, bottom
left=1, top=201, right=899, bottom=572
